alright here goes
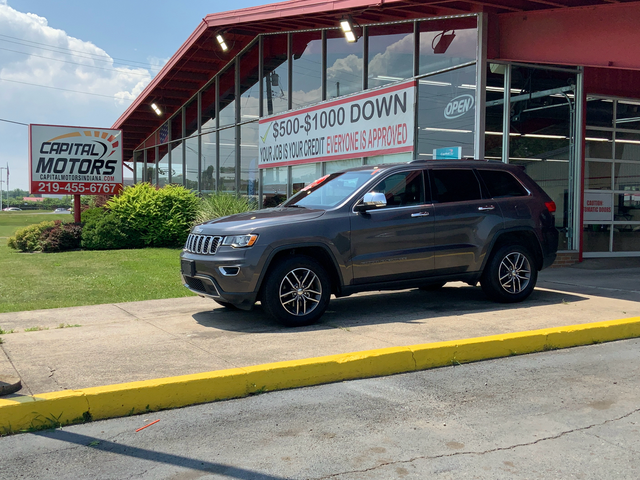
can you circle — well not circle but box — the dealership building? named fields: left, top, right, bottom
left=113, top=0, right=640, bottom=261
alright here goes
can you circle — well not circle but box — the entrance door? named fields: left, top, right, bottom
left=583, top=97, right=640, bottom=256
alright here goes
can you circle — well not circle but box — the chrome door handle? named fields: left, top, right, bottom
left=478, top=206, right=495, bottom=211
left=411, top=212, right=430, bottom=217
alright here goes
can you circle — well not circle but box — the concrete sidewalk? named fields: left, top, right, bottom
left=1, top=258, right=640, bottom=398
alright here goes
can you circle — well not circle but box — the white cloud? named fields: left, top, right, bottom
left=0, top=3, right=157, bottom=189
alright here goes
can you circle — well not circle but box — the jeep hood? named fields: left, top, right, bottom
left=194, top=207, right=326, bottom=234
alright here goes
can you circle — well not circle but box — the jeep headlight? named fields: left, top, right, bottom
left=221, top=234, right=258, bottom=248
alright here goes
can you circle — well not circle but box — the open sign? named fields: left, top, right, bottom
left=444, top=94, right=475, bottom=119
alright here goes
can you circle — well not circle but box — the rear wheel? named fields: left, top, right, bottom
left=481, top=245, right=538, bottom=303
left=262, top=256, right=331, bottom=327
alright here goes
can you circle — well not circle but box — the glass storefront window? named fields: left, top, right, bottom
left=185, top=136, right=198, bottom=190
left=583, top=225, right=610, bottom=253
left=292, top=32, right=322, bottom=108
left=484, top=64, right=506, bottom=161
left=201, top=130, right=216, bottom=193
left=615, top=100, right=640, bottom=131
left=416, top=64, right=476, bottom=159
left=262, top=166, right=288, bottom=208
left=585, top=161, right=612, bottom=190
left=219, top=126, right=236, bottom=193
left=586, top=97, right=613, bottom=128
left=326, top=32, right=363, bottom=99
left=170, top=141, right=184, bottom=185
left=219, top=65, right=236, bottom=126
left=585, top=129, right=613, bottom=159
left=365, top=152, right=412, bottom=165
left=325, top=158, right=362, bottom=174
left=157, top=146, right=169, bottom=187
left=201, top=79, right=216, bottom=134
left=419, top=17, right=476, bottom=76
left=367, top=24, right=414, bottom=89
left=185, top=98, right=198, bottom=138
left=240, top=122, right=259, bottom=198
left=240, top=43, right=261, bottom=123
left=263, top=34, right=289, bottom=116
left=613, top=226, right=640, bottom=252
left=615, top=131, right=640, bottom=160
left=291, top=163, right=323, bottom=195
left=171, top=111, right=183, bottom=142
left=614, top=163, right=640, bottom=191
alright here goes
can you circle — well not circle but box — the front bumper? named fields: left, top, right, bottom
left=180, top=245, right=267, bottom=310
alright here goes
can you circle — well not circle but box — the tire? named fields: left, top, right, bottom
left=481, top=245, right=538, bottom=303
left=262, top=256, right=331, bottom=327
left=419, top=282, right=446, bottom=291
left=213, top=300, right=238, bottom=310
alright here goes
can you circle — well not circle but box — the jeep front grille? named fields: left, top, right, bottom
left=184, top=234, right=222, bottom=254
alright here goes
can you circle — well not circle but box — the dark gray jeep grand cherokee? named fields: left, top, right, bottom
left=181, top=160, right=558, bottom=326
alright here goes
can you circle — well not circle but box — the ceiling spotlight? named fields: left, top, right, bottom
left=151, top=103, right=162, bottom=116
left=432, top=30, right=456, bottom=54
left=340, top=17, right=358, bottom=43
left=216, top=34, right=228, bottom=52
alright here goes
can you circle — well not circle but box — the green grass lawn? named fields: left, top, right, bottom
left=0, top=211, right=71, bottom=237
left=0, top=211, right=194, bottom=313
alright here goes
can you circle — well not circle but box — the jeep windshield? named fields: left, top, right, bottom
left=283, top=169, right=377, bottom=209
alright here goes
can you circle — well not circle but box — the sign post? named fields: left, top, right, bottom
left=29, top=124, right=123, bottom=222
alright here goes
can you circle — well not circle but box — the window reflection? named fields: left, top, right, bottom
left=367, top=24, right=413, bottom=89
left=326, top=32, right=363, bottom=98
left=419, top=18, right=476, bottom=76
left=416, top=64, right=476, bottom=159
left=292, top=32, right=322, bottom=108
left=263, top=35, right=289, bottom=115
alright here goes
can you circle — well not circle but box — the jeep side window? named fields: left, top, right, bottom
left=476, top=170, right=529, bottom=198
left=429, top=169, right=482, bottom=203
left=372, top=170, right=425, bottom=207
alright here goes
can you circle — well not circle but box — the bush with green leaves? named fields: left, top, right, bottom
left=195, top=192, right=258, bottom=224
left=7, top=221, right=56, bottom=252
left=106, top=183, right=199, bottom=248
left=81, top=206, right=106, bottom=224
left=81, top=212, right=143, bottom=250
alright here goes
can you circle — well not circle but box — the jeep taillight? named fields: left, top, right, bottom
left=545, top=201, right=556, bottom=213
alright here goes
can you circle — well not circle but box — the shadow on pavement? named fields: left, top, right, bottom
left=34, top=430, right=288, bottom=480
left=193, top=285, right=588, bottom=333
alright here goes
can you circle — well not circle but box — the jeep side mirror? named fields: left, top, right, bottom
left=354, top=192, right=387, bottom=212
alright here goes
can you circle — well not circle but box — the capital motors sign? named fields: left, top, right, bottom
left=29, top=124, right=123, bottom=195
left=444, top=94, right=475, bottom=119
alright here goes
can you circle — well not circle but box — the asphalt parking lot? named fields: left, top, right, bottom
left=1, top=258, right=639, bottom=397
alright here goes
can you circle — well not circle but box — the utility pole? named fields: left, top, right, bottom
left=0, top=166, right=6, bottom=211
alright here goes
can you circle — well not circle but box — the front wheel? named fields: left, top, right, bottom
left=481, top=245, right=538, bottom=303
left=262, top=256, right=331, bottom=327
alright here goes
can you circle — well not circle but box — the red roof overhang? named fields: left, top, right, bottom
left=113, top=0, right=639, bottom=160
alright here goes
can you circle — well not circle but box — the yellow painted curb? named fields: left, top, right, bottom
left=1, top=316, right=639, bottom=434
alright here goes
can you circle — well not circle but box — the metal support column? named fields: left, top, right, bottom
left=474, top=13, right=488, bottom=159
left=502, top=64, right=511, bottom=163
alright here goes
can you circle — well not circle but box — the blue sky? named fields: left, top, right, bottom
left=0, top=0, right=275, bottom=191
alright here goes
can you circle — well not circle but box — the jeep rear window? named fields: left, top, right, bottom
left=477, top=170, right=528, bottom=198
left=284, top=170, right=374, bottom=208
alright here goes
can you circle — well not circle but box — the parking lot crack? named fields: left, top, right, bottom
left=311, top=408, right=640, bottom=479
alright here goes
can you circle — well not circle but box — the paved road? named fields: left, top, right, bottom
left=2, top=339, right=639, bottom=479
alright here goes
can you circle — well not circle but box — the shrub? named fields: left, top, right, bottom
left=106, top=183, right=199, bottom=248
left=81, top=206, right=106, bottom=224
left=81, top=212, right=143, bottom=250
left=40, top=222, right=83, bottom=253
left=7, top=221, right=56, bottom=252
left=196, top=192, right=258, bottom=224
